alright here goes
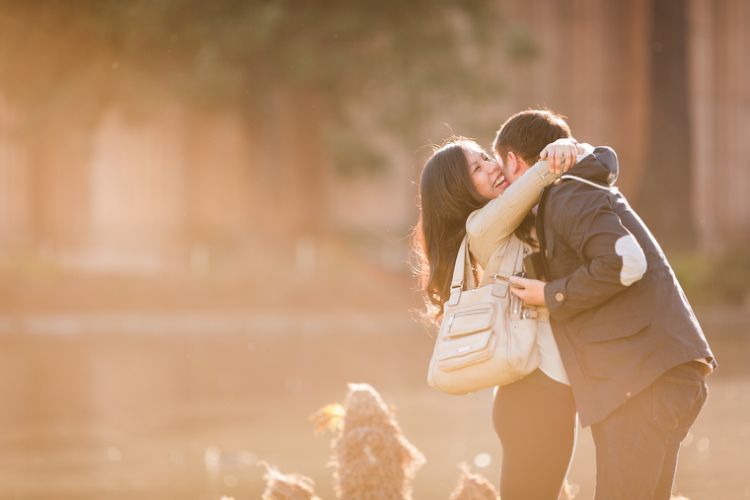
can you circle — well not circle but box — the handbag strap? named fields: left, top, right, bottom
left=450, top=235, right=473, bottom=292
left=450, top=234, right=524, bottom=292
left=480, top=235, right=524, bottom=286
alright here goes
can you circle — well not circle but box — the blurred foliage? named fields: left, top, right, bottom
left=671, top=248, right=750, bottom=306
left=1, top=0, right=505, bottom=112
left=325, top=124, right=389, bottom=178
left=0, top=0, right=538, bottom=177
left=504, top=25, right=542, bottom=63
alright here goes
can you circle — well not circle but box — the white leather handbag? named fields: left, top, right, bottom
left=427, top=235, right=540, bottom=395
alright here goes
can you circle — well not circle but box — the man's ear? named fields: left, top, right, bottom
left=508, top=150, right=532, bottom=174
left=507, top=151, right=520, bottom=175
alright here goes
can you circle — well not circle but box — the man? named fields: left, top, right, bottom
left=495, top=109, right=715, bottom=499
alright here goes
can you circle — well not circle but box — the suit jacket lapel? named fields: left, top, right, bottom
left=535, top=186, right=553, bottom=281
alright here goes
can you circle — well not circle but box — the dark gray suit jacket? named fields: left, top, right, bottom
left=537, top=147, right=715, bottom=427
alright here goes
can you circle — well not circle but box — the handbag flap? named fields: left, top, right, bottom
left=435, top=329, right=493, bottom=368
left=444, top=304, right=494, bottom=338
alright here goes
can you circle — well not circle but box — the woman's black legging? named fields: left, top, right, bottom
left=493, top=369, right=577, bottom=500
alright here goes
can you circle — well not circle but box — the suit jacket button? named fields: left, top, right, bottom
left=554, top=292, right=565, bottom=302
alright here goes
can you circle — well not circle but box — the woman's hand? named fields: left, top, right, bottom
left=540, top=138, right=578, bottom=174
left=508, top=276, right=547, bottom=307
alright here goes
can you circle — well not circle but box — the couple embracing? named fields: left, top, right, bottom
left=413, top=109, right=715, bottom=500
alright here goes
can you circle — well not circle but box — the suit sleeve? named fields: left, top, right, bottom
left=544, top=185, right=647, bottom=321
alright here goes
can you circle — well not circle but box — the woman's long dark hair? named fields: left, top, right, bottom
left=412, top=139, right=485, bottom=322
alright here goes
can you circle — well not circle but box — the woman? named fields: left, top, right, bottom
left=413, top=128, right=586, bottom=499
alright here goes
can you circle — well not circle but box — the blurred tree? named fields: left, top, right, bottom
left=637, top=0, right=695, bottom=250
left=0, top=0, right=511, bottom=237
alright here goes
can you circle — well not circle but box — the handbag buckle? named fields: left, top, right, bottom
left=521, top=308, right=538, bottom=320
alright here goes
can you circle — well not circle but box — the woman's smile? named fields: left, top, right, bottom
left=463, top=144, right=507, bottom=200
left=494, top=175, right=509, bottom=190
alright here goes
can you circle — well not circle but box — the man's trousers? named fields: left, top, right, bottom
left=591, top=361, right=709, bottom=500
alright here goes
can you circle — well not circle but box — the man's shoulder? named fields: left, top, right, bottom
left=543, top=174, right=613, bottom=224
left=543, top=176, right=589, bottom=207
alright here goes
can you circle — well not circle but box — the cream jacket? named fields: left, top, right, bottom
left=466, top=160, right=557, bottom=268
left=465, top=156, right=590, bottom=386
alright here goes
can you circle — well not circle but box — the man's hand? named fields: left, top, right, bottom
left=540, top=138, right=578, bottom=175
left=509, top=276, right=547, bottom=307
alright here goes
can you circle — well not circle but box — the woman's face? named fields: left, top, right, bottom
left=463, top=143, right=509, bottom=201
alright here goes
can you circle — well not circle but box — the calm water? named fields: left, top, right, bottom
left=0, top=309, right=747, bottom=499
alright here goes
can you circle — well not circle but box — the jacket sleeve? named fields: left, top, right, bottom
left=466, top=160, right=557, bottom=248
left=544, top=184, right=647, bottom=321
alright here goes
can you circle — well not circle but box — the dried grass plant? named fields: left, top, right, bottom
left=261, top=462, right=321, bottom=500
left=448, top=463, right=499, bottom=500
left=311, top=383, right=426, bottom=499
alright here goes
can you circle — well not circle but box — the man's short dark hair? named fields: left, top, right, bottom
left=492, top=109, right=572, bottom=164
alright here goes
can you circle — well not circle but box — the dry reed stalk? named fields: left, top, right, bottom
left=313, top=383, right=426, bottom=499
left=261, top=462, right=321, bottom=500
left=448, top=463, right=499, bottom=500
left=447, top=464, right=577, bottom=500
left=559, top=479, right=578, bottom=499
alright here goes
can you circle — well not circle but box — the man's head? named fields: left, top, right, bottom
left=492, top=109, right=572, bottom=183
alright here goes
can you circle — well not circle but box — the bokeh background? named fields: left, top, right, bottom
left=0, top=0, right=748, bottom=498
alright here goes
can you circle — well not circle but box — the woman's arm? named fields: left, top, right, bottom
left=467, top=138, right=581, bottom=247
left=466, top=159, right=556, bottom=246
